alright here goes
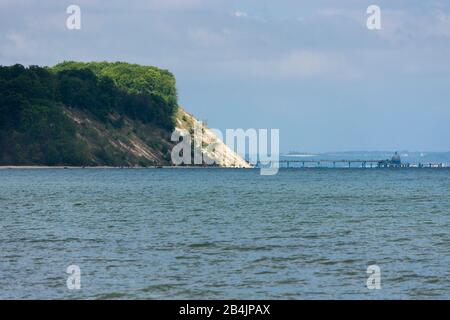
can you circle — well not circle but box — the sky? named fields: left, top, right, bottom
left=1, top=0, right=450, bottom=152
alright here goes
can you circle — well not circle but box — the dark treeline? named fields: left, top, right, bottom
left=0, top=62, right=178, bottom=165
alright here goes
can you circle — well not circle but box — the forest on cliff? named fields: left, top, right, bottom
left=0, top=62, right=178, bottom=166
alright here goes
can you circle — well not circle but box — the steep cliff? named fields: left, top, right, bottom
left=0, top=62, right=250, bottom=167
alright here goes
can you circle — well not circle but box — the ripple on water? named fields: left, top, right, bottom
left=0, top=168, right=449, bottom=299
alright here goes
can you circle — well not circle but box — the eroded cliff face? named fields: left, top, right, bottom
left=175, top=108, right=252, bottom=168
left=64, top=106, right=251, bottom=168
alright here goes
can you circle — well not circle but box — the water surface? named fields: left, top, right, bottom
left=1, top=168, right=449, bottom=299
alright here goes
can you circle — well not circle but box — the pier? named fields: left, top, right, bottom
left=254, top=152, right=446, bottom=168
left=270, top=160, right=444, bottom=168
left=279, top=159, right=393, bottom=168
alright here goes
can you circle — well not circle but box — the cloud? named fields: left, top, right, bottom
left=145, top=0, right=214, bottom=10
left=433, top=10, right=450, bottom=37
left=187, top=27, right=229, bottom=46
left=0, top=32, right=40, bottom=62
left=233, top=11, right=248, bottom=18
left=5, top=32, right=29, bottom=50
left=183, top=49, right=360, bottom=80
left=96, top=0, right=226, bottom=11
left=366, top=8, right=450, bottom=43
left=2, top=0, right=450, bottom=80
left=277, top=50, right=357, bottom=78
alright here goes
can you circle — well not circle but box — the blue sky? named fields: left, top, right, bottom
left=1, top=0, right=449, bottom=152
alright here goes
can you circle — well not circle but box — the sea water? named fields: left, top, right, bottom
left=0, top=168, right=449, bottom=299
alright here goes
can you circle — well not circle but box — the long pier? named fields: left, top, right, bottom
left=256, top=160, right=445, bottom=168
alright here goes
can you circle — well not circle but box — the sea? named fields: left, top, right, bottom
left=1, top=167, right=449, bottom=299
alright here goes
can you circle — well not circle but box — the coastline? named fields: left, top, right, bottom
left=0, top=166, right=255, bottom=169
left=1, top=165, right=447, bottom=170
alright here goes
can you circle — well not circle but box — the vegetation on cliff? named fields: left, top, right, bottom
left=0, top=62, right=178, bottom=166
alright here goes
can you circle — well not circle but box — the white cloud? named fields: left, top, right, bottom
left=233, top=11, right=248, bottom=18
